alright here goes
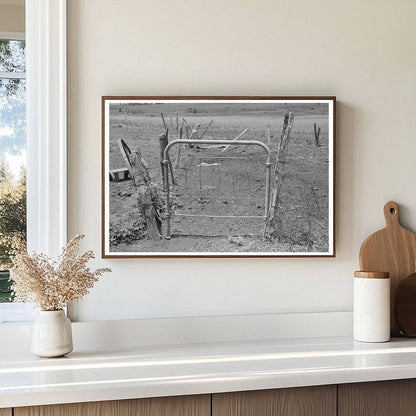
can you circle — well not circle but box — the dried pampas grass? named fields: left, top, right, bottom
left=10, top=234, right=111, bottom=311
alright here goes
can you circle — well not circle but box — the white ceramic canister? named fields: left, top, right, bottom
left=353, top=271, right=390, bottom=343
left=31, top=310, right=73, bottom=357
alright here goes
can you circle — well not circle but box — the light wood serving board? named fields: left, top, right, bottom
left=359, top=201, right=416, bottom=336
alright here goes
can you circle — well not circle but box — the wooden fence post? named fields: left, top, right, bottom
left=159, top=132, right=167, bottom=190
left=314, top=122, right=321, bottom=147
left=160, top=113, right=167, bottom=130
left=264, top=112, right=295, bottom=240
left=266, top=124, right=271, bottom=145
left=158, top=129, right=176, bottom=189
left=175, top=125, right=183, bottom=168
left=199, top=119, right=214, bottom=140
left=129, top=148, right=162, bottom=241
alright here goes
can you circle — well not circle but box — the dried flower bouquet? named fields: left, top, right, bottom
left=10, top=234, right=111, bottom=311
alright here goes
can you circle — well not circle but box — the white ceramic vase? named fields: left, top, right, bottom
left=31, top=310, right=73, bottom=358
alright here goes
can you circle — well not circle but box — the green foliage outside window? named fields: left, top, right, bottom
left=0, top=161, right=26, bottom=302
left=0, top=38, right=26, bottom=302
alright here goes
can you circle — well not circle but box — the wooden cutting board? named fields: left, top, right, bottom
left=359, top=201, right=416, bottom=336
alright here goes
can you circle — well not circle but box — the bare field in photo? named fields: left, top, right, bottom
left=106, top=102, right=331, bottom=254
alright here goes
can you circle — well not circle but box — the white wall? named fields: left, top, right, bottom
left=67, top=0, right=416, bottom=321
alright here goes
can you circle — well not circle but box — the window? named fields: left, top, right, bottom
left=0, top=0, right=67, bottom=324
left=0, top=33, right=26, bottom=306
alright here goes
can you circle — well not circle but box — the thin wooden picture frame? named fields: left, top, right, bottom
left=102, top=96, right=336, bottom=258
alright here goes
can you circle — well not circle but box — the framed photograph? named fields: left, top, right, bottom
left=102, top=96, right=336, bottom=258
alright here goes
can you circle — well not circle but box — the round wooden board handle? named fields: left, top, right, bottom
left=384, top=201, right=400, bottom=228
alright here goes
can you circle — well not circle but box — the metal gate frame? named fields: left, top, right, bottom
left=163, top=139, right=272, bottom=240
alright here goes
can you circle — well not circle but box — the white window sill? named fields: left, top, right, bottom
left=0, top=303, right=35, bottom=324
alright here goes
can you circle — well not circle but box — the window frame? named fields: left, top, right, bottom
left=0, top=0, right=67, bottom=323
left=0, top=31, right=24, bottom=41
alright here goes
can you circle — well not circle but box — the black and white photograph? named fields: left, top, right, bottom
left=102, top=97, right=335, bottom=257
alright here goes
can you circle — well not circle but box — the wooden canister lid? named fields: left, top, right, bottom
left=354, top=271, right=390, bottom=279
